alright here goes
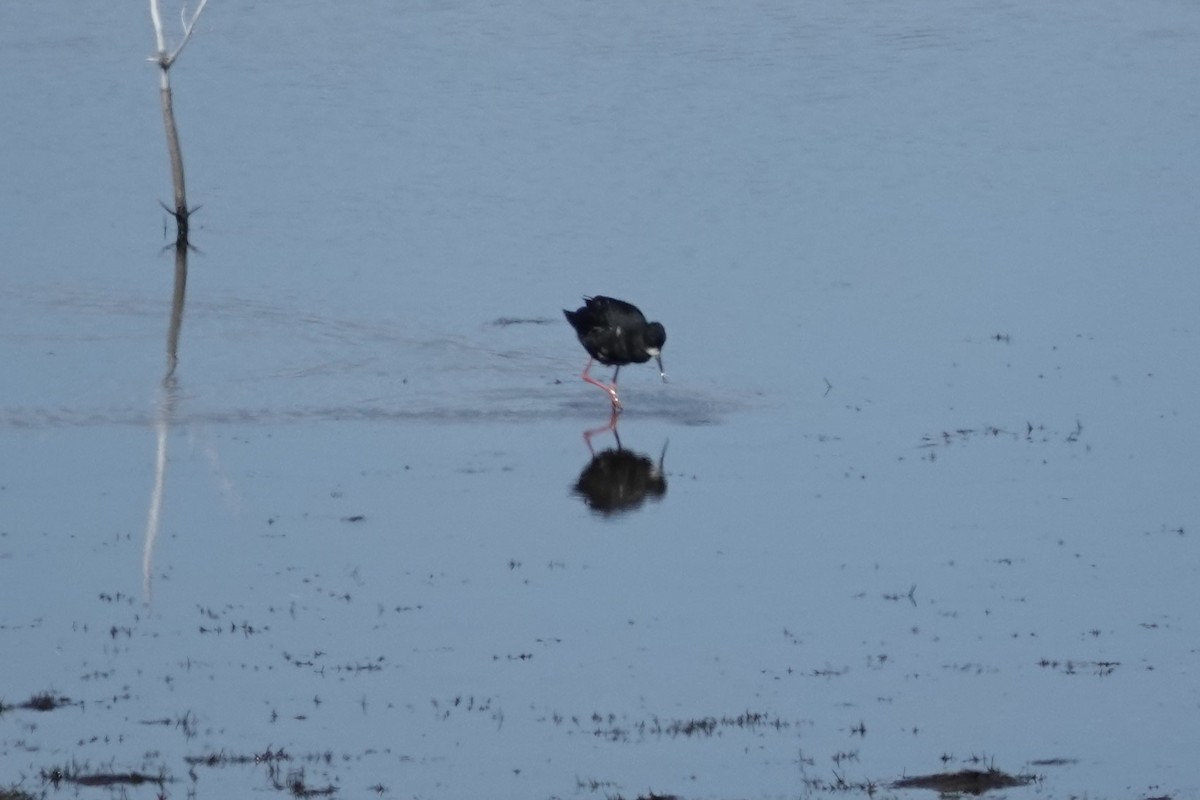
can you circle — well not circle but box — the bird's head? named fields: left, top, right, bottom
left=645, top=322, right=666, bottom=382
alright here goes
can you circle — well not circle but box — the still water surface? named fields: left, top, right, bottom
left=2, top=2, right=1199, bottom=798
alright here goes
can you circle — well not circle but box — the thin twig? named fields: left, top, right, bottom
left=149, top=0, right=167, bottom=57
left=171, top=0, right=210, bottom=63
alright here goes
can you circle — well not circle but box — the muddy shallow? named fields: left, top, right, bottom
left=3, top=2, right=1199, bottom=798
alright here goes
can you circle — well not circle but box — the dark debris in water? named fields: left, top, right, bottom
left=543, top=709, right=798, bottom=743
left=186, top=749, right=338, bottom=797
left=185, top=745, right=293, bottom=768
left=918, top=419, right=1086, bottom=456
left=40, top=764, right=165, bottom=790
left=1028, top=757, right=1077, bottom=766
left=3, top=691, right=73, bottom=713
left=0, top=788, right=39, bottom=800
left=277, top=767, right=336, bottom=798
left=1037, top=657, right=1120, bottom=676
left=892, top=766, right=1036, bottom=795
left=801, top=773, right=881, bottom=795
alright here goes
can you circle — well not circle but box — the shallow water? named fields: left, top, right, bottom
left=2, top=2, right=1199, bottom=798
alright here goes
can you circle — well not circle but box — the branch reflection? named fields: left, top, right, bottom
left=143, top=240, right=188, bottom=604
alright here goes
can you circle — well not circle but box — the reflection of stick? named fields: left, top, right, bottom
left=148, top=0, right=210, bottom=243
left=145, top=239, right=188, bottom=605
left=143, top=384, right=172, bottom=606
left=166, top=241, right=188, bottom=378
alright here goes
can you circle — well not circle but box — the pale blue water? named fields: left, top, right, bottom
left=2, top=2, right=1199, bottom=798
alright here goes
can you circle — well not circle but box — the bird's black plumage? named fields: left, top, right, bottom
left=563, top=296, right=666, bottom=409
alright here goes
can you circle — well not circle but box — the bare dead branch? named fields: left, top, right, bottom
left=148, top=0, right=210, bottom=70
left=148, top=0, right=210, bottom=244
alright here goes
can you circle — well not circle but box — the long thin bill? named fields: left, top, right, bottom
left=656, top=355, right=667, bottom=383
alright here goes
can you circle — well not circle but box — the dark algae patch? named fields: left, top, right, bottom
left=0, top=790, right=39, bottom=800
left=4, top=691, right=73, bottom=712
left=187, top=748, right=338, bottom=797
left=41, top=765, right=165, bottom=790
left=892, top=766, right=1035, bottom=795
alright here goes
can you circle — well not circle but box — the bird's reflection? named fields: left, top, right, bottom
left=143, top=239, right=189, bottom=605
left=573, top=411, right=668, bottom=516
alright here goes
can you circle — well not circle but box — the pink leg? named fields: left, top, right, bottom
left=581, top=357, right=622, bottom=410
